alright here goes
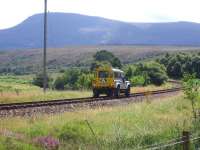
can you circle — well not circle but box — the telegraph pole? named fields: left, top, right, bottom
left=43, top=0, right=48, bottom=92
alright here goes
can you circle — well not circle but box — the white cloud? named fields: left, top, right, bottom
left=0, top=0, right=199, bottom=29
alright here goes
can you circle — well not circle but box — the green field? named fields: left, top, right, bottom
left=0, top=75, right=92, bottom=104
left=0, top=94, right=199, bottom=150
left=0, top=75, right=172, bottom=104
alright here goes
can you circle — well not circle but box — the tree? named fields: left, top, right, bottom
left=111, top=57, right=122, bottom=68
left=93, top=50, right=115, bottom=62
left=93, top=50, right=122, bottom=69
left=183, top=74, right=200, bottom=120
left=125, top=67, right=133, bottom=79
left=184, top=61, right=193, bottom=74
left=172, top=62, right=183, bottom=79
left=90, top=61, right=111, bottom=71
left=159, top=53, right=200, bottom=79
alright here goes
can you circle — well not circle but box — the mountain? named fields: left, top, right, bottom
left=0, top=13, right=200, bottom=50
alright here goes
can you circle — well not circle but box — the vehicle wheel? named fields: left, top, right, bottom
left=93, top=89, right=99, bottom=98
left=114, top=86, right=120, bottom=98
left=107, top=89, right=114, bottom=97
left=125, top=85, right=130, bottom=97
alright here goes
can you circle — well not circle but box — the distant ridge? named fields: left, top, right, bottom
left=0, top=13, right=200, bottom=50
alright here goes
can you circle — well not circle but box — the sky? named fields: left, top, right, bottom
left=0, top=0, right=200, bottom=29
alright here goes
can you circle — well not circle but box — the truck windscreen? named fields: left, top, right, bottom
left=98, top=71, right=109, bottom=78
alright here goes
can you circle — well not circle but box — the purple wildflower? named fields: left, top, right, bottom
left=34, top=136, right=60, bottom=150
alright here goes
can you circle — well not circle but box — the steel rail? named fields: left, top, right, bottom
left=0, top=87, right=182, bottom=111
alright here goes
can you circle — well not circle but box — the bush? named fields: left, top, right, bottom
left=59, top=122, right=90, bottom=143
left=53, top=68, right=93, bottom=90
left=130, top=76, right=145, bottom=86
left=149, top=72, right=168, bottom=86
left=54, top=69, right=81, bottom=90
left=125, top=66, right=134, bottom=79
left=32, top=73, right=51, bottom=88
left=63, top=69, right=80, bottom=87
left=146, top=62, right=168, bottom=85
left=77, top=74, right=94, bottom=90
left=59, top=69, right=65, bottom=73
left=183, top=75, right=200, bottom=119
left=125, top=62, right=168, bottom=86
left=54, top=77, right=65, bottom=90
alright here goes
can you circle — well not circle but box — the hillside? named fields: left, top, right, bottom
left=1, top=13, right=200, bottom=50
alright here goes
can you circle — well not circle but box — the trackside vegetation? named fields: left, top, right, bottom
left=33, top=50, right=168, bottom=90
left=183, top=74, right=200, bottom=120
left=124, top=61, right=168, bottom=86
left=158, top=52, right=200, bottom=79
left=53, top=69, right=94, bottom=90
left=3, top=50, right=191, bottom=92
left=0, top=75, right=92, bottom=104
left=48, top=51, right=200, bottom=91
left=0, top=75, right=171, bottom=104
left=0, top=95, right=200, bottom=149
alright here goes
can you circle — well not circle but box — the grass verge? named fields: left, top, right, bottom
left=1, top=93, right=199, bottom=149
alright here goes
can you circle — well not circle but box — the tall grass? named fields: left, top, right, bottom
left=0, top=75, right=92, bottom=104
left=131, top=82, right=172, bottom=93
left=0, top=94, right=198, bottom=149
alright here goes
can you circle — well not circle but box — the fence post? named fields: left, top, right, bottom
left=182, top=131, right=190, bottom=150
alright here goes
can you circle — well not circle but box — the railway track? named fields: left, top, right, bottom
left=0, top=87, right=182, bottom=114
